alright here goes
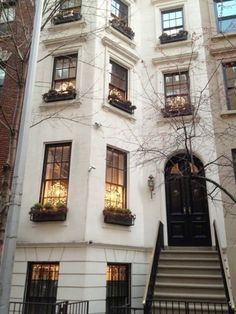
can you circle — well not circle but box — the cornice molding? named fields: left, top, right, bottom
left=102, top=36, right=139, bottom=64
left=152, top=0, right=187, bottom=6
left=105, top=26, right=136, bottom=49
left=209, top=46, right=236, bottom=56
left=43, top=33, right=87, bottom=48
left=152, top=51, right=198, bottom=65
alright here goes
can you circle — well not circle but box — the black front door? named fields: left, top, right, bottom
left=165, top=155, right=211, bottom=246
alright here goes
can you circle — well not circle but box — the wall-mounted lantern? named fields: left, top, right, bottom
left=148, top=175, right=155, bottom=199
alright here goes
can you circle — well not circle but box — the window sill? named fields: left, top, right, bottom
left=220, top=110, right=236, bottom=118
left=40, top=98, right=81, bottom=109
left=106, top=25, right=136, bottom=48
left=211, top=32, right=236, bottom=42
left=102, top=102, right=136, bottom=121
left=156, top=39, right=192, bottom=50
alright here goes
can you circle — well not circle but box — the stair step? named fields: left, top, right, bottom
left=154, top=292, right=227, bottom=302
left=158, top=264, right=221, bottom=275
left=159, top=257, right=219, bottom=267
left=156, top=283, right=224, bottom=289
left=157, top=273, right=223, bottom=284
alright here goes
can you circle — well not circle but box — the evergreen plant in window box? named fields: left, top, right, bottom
left=29, top=202, right=68, bottom=222
left=161, top=103, right=193, bottom=118
left=52, top=10, right=82, bottom=25
left=43, top=86, right=76, bottom=102
left=103, top=207, right=136, bottom=226
left=159, top=30, right=188, bottom=44
left=110, top=18, right=135, bottom=40
left=108, top=89, right=136, bottom=114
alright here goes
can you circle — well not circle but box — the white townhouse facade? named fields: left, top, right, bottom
left=8, top=0, right=236, bottom=313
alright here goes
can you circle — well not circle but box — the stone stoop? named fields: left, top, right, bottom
left=152, top=247, right=228, bottom=313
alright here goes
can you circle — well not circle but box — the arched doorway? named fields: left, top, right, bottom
left=165, top=153, right=211, bottom=246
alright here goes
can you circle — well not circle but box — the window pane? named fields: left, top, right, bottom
left=223, top=62, right=236, bottom=109
left=41, top=144, right=71, bottom=205
left=0, top=68, right=5, bottom=87
left=53, top=55, right=77, bottom=90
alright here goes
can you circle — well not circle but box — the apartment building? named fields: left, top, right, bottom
left=8, top=0, right=236, bottom=313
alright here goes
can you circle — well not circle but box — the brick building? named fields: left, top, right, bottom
left=0, top=0, right=34, bottom=252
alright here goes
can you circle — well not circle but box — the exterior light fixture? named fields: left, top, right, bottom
left=148, top=175, right=155, bottom=199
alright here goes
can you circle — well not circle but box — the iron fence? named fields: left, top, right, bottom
left=113, top=300, right=231, bottom=314
left=9, top=300, right=89, bottom=314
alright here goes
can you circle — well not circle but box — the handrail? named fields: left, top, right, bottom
left=143, top=221, right=164, bottom=314
left=213, top=220, right=235, bottom=314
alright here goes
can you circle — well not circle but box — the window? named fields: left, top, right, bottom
left=162, top=8, right=183, bottom=36
left=24, top=263, right=59, bottom=314
left=223, top=62, right=236, bottom=110
left=214, top=0, right=236, bottom=33
left=106, top=263, right=131, bottom=314
left=105, top=147, right=127, bottom=209
left=61, top=0, right=81, bottom=10
left=109, top=60, right=128, bottom=101
left=0, top=1, right=15, bottom=34
left=111, top=0, right=128, bottom=24
left=40, top=143, right=71, bottom=206
left=232, top=149, right=236, bottom=181
left=53, top=54, right=77, bottom=91
left=0, top=66, right=5, bottom=91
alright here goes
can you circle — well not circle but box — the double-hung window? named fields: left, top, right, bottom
left=214, top=0, right=236, bottom=33
left=163, top=71, right=191, bottom=116
left=109, top=60, right=128, bottom=101
left=0, top=1, right=15, bottom=34
left=40, top=143, right=71, bottom=206
left=0, top=66, right=5, bottom=92
left=53, top=54, right=77, bottom=92
left=162, top=9, right=183, bottom=36
left=106, top=263, right=131, bottom=314
left=223, top=62, right=236, bottom=110
left=111, top=0, right=128, bottom=24
left=105, top=147, right=127, bottom=209
left=24, top=263, right=59, bottom=314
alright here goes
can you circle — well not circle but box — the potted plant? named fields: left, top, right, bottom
left=29, top=202, right=68, bottom=222
left=103, top=207, right=136, bottom=226
left=108, top=89, right=136, bottom=114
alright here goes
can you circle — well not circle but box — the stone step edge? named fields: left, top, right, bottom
left=154, top=292, right=226, bottom=301
left=157, top=273, right=222, bottom=279
left=158, top=265, right=221, bottom=270
left=160, top=257, right=219, bottom=261
left=156, top=282, right=224, bottom=289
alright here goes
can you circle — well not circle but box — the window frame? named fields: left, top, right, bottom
left=0, top=64, right=5, bottom=91
left=40, top=143, right=72, bottom=206
left=109, top=59, right=128, bottom=101
left=214, top=0, right=236, bottom=33
left=52, top=54, right=78, bottom=91
left=222, top=61, right=236, bottom=110
left=111, top=0, right=129, bottom=24
left=105, top=146, right=127, bottom=209
left=161, top=8, right=184, bottom=36
left=106, top=263, right=131, bottom=314
left=232, top=149, right=236, bottom=181
left=164, top=71, right=190, bottom=107
left=0, top=1, right=16, bottom=24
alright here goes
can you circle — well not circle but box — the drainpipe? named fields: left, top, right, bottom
left=0, top=1, right=43, bottom=313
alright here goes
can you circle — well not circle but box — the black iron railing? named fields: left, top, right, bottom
left=214, top=221, right=235, bottom=314
left=113, top=300, right=231, bottom=314
left=9, top=300, right=89, bottom=314
left=143, top=221, right=164, bottom=314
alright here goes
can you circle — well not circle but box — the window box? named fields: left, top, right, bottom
left=161, top=104, right=193, bottom=118
left=108, top=96, right=136, bottom=114
left=110, top=18, right=135, bottom=40
left=103, top=208, right=136, bottom=226
left=29, top=203, right=68, bottom=222
left=159, top=30, right=188, bottom=44
left=43, top=88, right=76, bottom=102
left=52, top=11, right=82, bottom=25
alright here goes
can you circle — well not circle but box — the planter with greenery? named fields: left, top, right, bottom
left=43, top=86, right=76, bottom=102
left=159, top=30, right=188, bottom=44
left=161, top=104, right=193, bottom=118
left=29, top=202, right=68, bottom=222
left=110, top=18, right=135, bottom=40
left=52, top=11, right=82, bottom=25
left=103, top=207, right=136, bottom=226
left=108, top=89, right=136, bottom=114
